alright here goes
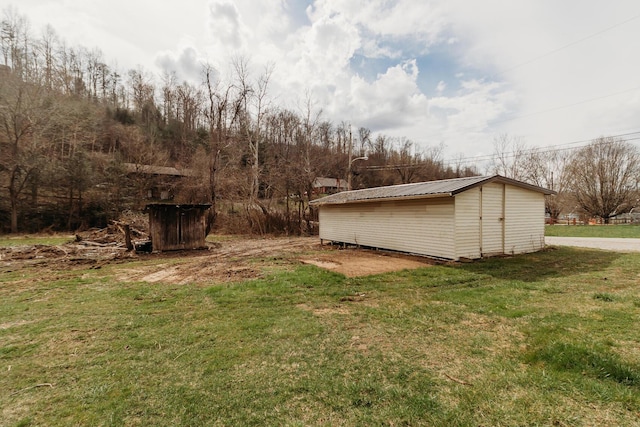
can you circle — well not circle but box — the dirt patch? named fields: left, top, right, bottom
left=2, top=235, right=435, bottom=284
left=301, top=249, right=433, bottom=277
left=116, top=237, right=319, bottom=285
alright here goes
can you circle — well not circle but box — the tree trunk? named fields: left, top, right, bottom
left=206, top=148, right=220, bottom=235
left=10, top=194, right=18, bottom=233
left=67, top=187, right=74, bottom=230
left=8, top=166, right=31, bottom=233
left=124, top=224, right=133, bottom=251
left=78, top=188, right=84, bottom=230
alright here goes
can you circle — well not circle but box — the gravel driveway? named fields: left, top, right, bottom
left=545, top=236, right=640, bottom=252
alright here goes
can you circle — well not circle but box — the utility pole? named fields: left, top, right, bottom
left=347, top=125, right=353, bottom=190
left=345, top=123, right=368, bottom=190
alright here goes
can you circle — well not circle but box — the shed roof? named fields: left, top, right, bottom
left=125, top=163, right=197, bottom=177
left=310, top=175, right=555, bottom=206
left=314, top=177, right=347, bottom=189
left=145, top=203, right=212, bottom=210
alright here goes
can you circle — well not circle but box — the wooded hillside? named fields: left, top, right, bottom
left=3, top=8, right=638, bottom=234
left=0, top=8, right=476, bottom=234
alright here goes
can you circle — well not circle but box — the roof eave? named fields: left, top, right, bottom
left=310, top=174, right=557, bottom=206
left=447, top=175, right=556, bottom=196
left=491, top=175, right=557, bottom=195
left=311, top=192, right=453, bottom=206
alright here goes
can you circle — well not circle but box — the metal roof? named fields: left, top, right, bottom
left=124, top=163, right=197, bottom=177
left=313, top=177, right=347, bottom=189
left=309, top=175, right=555, bottom=206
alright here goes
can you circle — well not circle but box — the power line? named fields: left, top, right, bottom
left=419, top=86, right=640, bottom=146
left=444, top=135, right=640, bottom=168
left=491, top=12, right=640, bottom=79
left=491, top=86, right=640, bottom=126
left=444, top=131, right=640, bottom=165
left=416, top=12, right=640, bottom=145
left=446, top=137, right=640, bottom=168
left=363, top=131, right=640, bottom=171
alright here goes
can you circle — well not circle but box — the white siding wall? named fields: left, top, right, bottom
left=318, top=181, right=547, bottom=260
left=319, top=198, right=456, bottom=259
left=504, top=185, right=545, bottom=254
left=481, top=182, right=505, bottom=256
left=454, top=188, right=481, bottom=259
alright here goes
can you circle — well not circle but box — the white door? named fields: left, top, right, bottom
left=481, top=183, right=504, bottom=256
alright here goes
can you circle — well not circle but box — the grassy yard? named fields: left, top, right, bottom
left=2, top=245, right=640, bottom=426
left=546, top=224, right=640, bottom=238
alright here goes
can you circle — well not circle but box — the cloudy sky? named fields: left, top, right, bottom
left=5, top=0, right=640, bottom=162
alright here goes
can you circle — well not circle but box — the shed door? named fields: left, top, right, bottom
left=480, top=183, right=505, bottom=256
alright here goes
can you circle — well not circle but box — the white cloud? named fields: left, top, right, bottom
left=208, top=0, right=246, bottom=50
left=340, top=60, right=428, bottom=129
left=378, top=77, right=517, bottom=156
left=309, top=0, right=446, bottom=43
left=439, top=0, right=640, bottom=149
left=7, top=0, right=640, bottom=159
left=199, top=0, right=519, bottom=157
left=298, top=13, right=360, bottom=79
left=155, top=46, right=209, bottom=83
left=431, top=80, right=514, bottom=132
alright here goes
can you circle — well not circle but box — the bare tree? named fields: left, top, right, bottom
left=202, top=63, right=225, bottom=231
left=523, top=148, right=571, bottom=222
left=231, top=57, right=255, bottom=200
left=0, top=72, right=50, bottom=232
left=490, top=133, right=528, bottom=180
left=567, top=137, right=640, bottom=223
left=392, top=137, right=418, bottom=184
left=0, top=7, right=30, bottom=77
left=243, top=60, right=273, bottom=202
left=299, top=95, right=322, bottom=232
left=173, top=81, right=203, bottom=161
left=229, top=57, right=277, bottom=234
left=449, top=152, right=479, bottom=178
left=336, top=121, right=350, bottom=156
left=127, top=67, right=155, bottom=127
left=38, top=24, right=58, bottom=91
left=85, top=48, right=104, bottom=100
left=357, top=126, right=371, bottom=156
left=160, top=70, right=177, bottom=125
left=202, top=61, right=251, bottom=232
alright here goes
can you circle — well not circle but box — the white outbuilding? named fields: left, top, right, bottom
left=310, top=175, right=555, bottom=260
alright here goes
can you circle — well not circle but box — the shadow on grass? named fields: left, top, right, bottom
left=452, top=247, right=621, bottom=282
left=524, top=341, right=640, bottom=387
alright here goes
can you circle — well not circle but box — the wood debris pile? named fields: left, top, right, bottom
left=0, top=241, right=136, bottom=268
left=75, top=221, right=148, bottom=247
left=1, top=213, right=151, bottom=268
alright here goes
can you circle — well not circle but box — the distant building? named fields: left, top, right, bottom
left=313, top=177, right=347, bottom=194
left=124, top=163, right=196, bottom=178
left=124, top=163, right=196, bottom=201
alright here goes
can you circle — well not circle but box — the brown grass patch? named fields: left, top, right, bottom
left=300, top=249, right=432, bottom=277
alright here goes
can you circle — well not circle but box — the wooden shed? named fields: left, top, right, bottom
left=146, top=204, right=211, bottom=251
left=310, top=175, right=555, bottom=260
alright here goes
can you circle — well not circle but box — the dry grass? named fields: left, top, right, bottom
left=1, top=241, right=640, bottom=426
